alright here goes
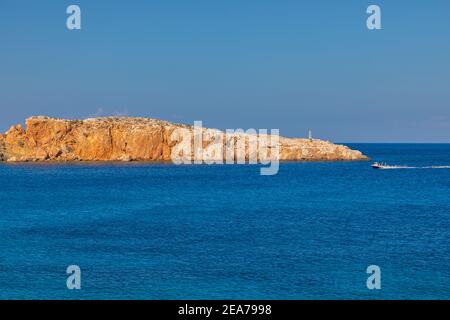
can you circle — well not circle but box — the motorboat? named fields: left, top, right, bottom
left=371, top=162, right=393, bottom=169
left=371, top=162, right=410, bottom=169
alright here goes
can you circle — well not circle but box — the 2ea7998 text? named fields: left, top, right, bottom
left=222, top=304, right=271, bottom=315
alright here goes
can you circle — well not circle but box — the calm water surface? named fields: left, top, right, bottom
left=0, top=144, right=449, bottom=299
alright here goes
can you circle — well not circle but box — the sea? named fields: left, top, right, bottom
left=0, top=143, right=449, bottom=299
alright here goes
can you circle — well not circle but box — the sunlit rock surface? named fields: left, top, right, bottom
left=0, top=116, right=368, bottom=162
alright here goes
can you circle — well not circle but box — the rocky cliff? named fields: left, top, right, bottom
left=0, top=116, right=368, bottom=162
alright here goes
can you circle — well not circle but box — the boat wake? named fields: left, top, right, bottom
left=386, top=165, right=450, bottom=169
left=418, top=166, right=450, bottom=169
left=372, top=162, right=450, bottom=170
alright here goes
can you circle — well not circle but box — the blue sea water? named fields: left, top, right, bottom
left=0, top=144, right=449, bottom=299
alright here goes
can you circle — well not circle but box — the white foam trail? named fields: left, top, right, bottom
left=381, top=165, right=450, bottom=169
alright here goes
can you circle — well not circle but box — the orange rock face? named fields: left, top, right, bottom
left=0, top=116, right=368, bottom=162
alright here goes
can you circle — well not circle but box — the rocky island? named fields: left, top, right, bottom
left=0, top=116, right=368, bottom=162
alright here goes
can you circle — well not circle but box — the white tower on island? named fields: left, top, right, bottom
left=308, top=130, right=313, bottom=141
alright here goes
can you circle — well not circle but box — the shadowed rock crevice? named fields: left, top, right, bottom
left=0, top=135, right=6, bottom=161
left=0, top=116, right=369, bottom=162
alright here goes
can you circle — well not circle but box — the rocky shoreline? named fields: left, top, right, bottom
left=0, top=116, right=369, bottom=163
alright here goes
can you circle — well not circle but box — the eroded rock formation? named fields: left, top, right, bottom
left=0, top=116, right=368, bottom=162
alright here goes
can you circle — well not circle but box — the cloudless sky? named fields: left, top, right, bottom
left=0, top=0, right=449, bottom=142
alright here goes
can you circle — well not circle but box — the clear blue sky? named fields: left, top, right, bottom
left=0, top=0, right=449, bottom=142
